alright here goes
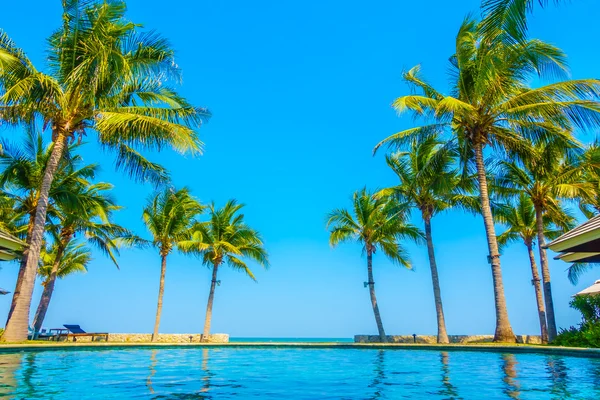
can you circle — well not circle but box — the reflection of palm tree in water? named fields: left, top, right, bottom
left=439, top=352, right=460, bottom=399
left=546, top=356, right=571, bottom=398
left=21, top=353, right=37, bottom=398
left=146, top=350, right=158, bottom=394
left=201, top=348, right=211, bottom=393
left=368, top=350, right=386, bottom=399
left=502, top=354, right=521, bottom=400
left=0, top=353, right=23, bottom=398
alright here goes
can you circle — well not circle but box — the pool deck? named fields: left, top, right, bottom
left=0, top=342, right=598, bottom=358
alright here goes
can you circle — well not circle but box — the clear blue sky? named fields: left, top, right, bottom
left=1, top=0, right=599, bottom=338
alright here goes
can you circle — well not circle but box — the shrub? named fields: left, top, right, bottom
left=554, top=295, right=600, bottom=348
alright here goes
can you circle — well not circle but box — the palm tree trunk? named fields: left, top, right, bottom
left=423, top=215, right=449, bottom=344
left=525, top=240, right=548, bottom=344
left=473, top=142, right=515, bottom=343
left=2, top=132, right=67, bottom=342
left=367, top=247, right=387, bottom=343
left=31, top=237, right=69, bottom=334
left=152, top=253, right=168, bottom=342
left=534, top=205, right=557, bottom=341
left=202, top=262, right=220, bottom=342
left=5, top=213, right=35, bottom=326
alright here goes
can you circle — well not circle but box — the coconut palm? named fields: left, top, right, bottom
left=142, top=187, right=204, bottom=342
left=378, top=137, right=476, bottom=344
left=31, top=181, right=129, bottom=334
left=180, top=200, right=269, bottom=341
left=0, top=0, right=210, bottom=341
left=495, top=193, right=574, bottom=343
left=0, top=129, right=97, bottom=335
left=374, top=18, right=600, bottom=341
left=326, top=189, right=421, bottom=342
left=32, top=242, right=91, bottom=335
left=494, top=140, right=589, bottom=341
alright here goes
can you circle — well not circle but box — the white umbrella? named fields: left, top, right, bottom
left=575, top=280, right=600, bottom=296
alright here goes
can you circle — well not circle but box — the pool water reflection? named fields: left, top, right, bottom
left=0, top=347, right=599, bottom=399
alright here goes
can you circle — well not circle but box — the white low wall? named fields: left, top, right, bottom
left=354, top=335, right=542, bottom=345
left=57, top=333, right=229, bottom=343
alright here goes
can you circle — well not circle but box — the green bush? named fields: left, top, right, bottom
left=554, top=295, right=600, bottom=348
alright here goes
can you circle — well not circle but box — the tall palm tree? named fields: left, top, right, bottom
left=0, top=0, right=210, bottom=341
left=142, top=187, right=203, bottom=342
left=326, top=189, right=421, bottom=342
left=495, top=193, right=574, bottom=343
left=180, top=200, right=269, bottom=342
left=379, top=137, right=475, bottom=344
left=495, top=141, right=590, bottom=341
left=31, top=181, right=129, bottom=333
left=32, top=242, right=91, bottom=335
left=0, top=129, right=97, bottom=337
left=374, top=18, right=600, bottom=341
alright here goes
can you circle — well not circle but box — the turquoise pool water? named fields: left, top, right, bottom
left=0, top=347, right=598, bottom=399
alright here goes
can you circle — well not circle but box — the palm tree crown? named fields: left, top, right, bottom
left=182, top=200, right=269, bottom=279
left=39, top=242, right=91, bottom=282
left=142, top=187, right=204, bottom=256
left=0, top=0, right=209, bottom=183
left=327, top=189, right=420, bottom=266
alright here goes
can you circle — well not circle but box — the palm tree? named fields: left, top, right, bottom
left=326, top=189, right=421, bottom=342
left=0, top=0, right=210, bottom=341
left=374, top=18, right=600, bottom=341
left=142, top=187, right=204, bottom=342
left=0, top=129, right=97, bottom=337
left=495, top=141, right=590, bottom=341
left=31, top=181, right=129, bottom=334
left=32, top=242, right=91, bottom=336
left=378, top=137, right=476, bottom=344
left=180, top=200, right=269, bottom=342
left=495, top=193, right=574, bottom=343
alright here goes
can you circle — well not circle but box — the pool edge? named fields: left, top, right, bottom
left=0, top=342, right=598, bottom=358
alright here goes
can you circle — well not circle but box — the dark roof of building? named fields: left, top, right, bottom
left=547, top=214, right=600, bottom=253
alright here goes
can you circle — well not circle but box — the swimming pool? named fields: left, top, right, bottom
left=0, top=347, right=598, bottom=399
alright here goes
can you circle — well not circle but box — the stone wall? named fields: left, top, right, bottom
left=354, top=335, right=542, bottom=345
left=57, top=333, right=229, bottom=343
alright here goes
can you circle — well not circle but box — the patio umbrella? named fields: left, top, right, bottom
left=575, top=280, right=600, bottom=296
